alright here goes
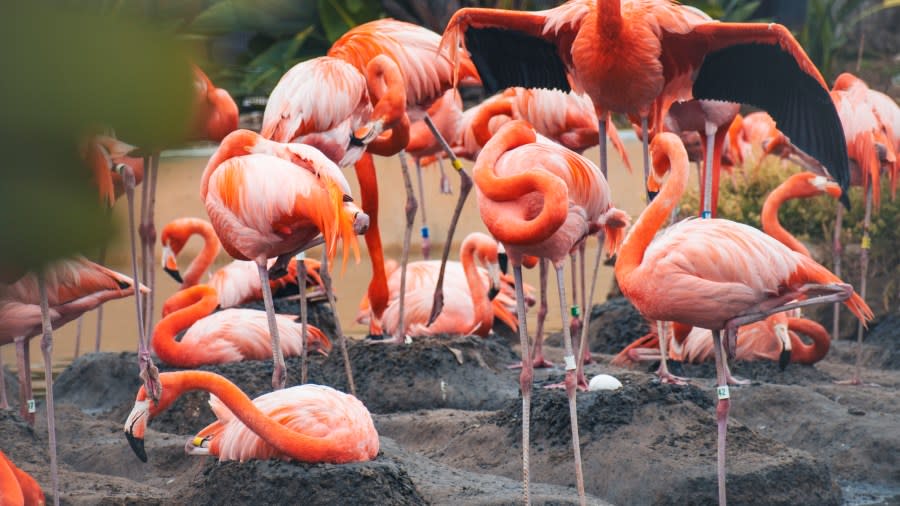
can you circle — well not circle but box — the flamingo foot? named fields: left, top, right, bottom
left=656, top=370, right=690, bottom=385
left=543, top=376, right=589, bottom=392
left=507, top=356, right=555, bottom=370
left=366, top=333, right=409, bottom=345
left=440, top=173, right=452, bottom=194
left=138, top=352, right=162, bottom=403
left=834, top=377, right=881, bottom=387
left=725, top=372, right=751, bottom=386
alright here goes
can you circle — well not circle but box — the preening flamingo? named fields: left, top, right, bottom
left=201, top=131, right=368, bottom=391
left=124, top=371, right=378, bottom=464
left=615, top=132, right=872, bottom=505
left=442, top=0, right=851, bottom=208
left=153, top=285, right=331, bottom=368
left=613, top=313, right=831, bottom=368
left=160, top=217, right=326, bottom=308
left=377, top=232, right=502, bottom=341
left=328, top=18, right=483, bottom=335
left=473, top=120, right=629, bottom=504
left=260, top=55, right=410, bottom=338
left=0, top=449, right=45, bottom=506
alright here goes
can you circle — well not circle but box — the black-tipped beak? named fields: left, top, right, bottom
left=488, top=286, right=500, bottom=301
left=778, top=349, right=791, bottom=371
left=498, top=252, right=509, bottom=275
left=164, top=267, right=183, bottom=284
left=647, top=190, right=659, bottom=202
left=125, top=431, right=147, bottom=463
left=349, top=134, right=366, bottom=147
left=839, top=192, right=851, bottom=210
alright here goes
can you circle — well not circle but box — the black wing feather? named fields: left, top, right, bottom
left=464, top=27, right=571, bottom=95
left=693, top=43, right=850, bottom=205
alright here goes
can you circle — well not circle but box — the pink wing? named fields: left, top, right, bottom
left=179, top=309, right=307, bottom=363
left=205, top=384, right=378, bottom=463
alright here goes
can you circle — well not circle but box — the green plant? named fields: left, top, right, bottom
left=681, top=0, right=763, bottom=21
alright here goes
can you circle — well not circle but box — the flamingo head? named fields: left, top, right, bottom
left=124, top=380, right=181, bottom=462
left=774, top=321, right=791, bottom=370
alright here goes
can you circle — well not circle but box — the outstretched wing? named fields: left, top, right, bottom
left=662, top=22, right=850, bottom=196
left=440, top=2, right=591, bottom=94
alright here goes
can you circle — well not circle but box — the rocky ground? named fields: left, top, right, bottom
left=1, top=297, right=898, bottom=505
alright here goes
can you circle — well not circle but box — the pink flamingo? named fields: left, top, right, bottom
left=615, top=131, right=872, bottom=505
left=124, top=371, right=378, bottom=464
left=473, top=120, right=629, bottom=503
left=0, top=449, right=45, bottom=506
left=153, top=285, right=331, bottom=368
left=378, top=232, right=502, bottom=341
left=328, top=18, right=484, bottom=335
left=201, top=131, right=368, bottom=392
left=159, top=217, right=326, bottom=308
left=260, top=54, right=410, bottom=339
left=442, top=0, right=851, bottom=213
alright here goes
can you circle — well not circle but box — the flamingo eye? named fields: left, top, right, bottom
left=342, top=194, right=354, bottom=203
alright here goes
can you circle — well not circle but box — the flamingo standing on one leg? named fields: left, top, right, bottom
left=0, top=449, right=45, bottom=506
left=160, top=217, right=326, bottom=308
left=153, top=285, right=331, bottom=368
left=474, top=120, right=629, bottom=504
left=442, top=0, right=851, bottom=212
left=201, top=133, right=368, bottom=391
left=328, top=18, right=483, bottom=335
left=615, top=132, right=872, bottom=505
left=123, top=371, right=378, bottom=464
left=260, top=54, right=410, bottom=339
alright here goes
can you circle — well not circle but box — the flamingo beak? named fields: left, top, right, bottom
left=124, top=399, right=150, bottom=463
left=497, top=243, right=509, bottom=275
left=351, top=119, right=385, bottom=147
left=161, top=245, right=183, bottom=284
left=353, top=212, right=370, bottom=235
left=487, top=262, right=502, bottom=301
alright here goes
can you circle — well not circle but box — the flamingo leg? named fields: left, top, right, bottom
left=832, top=204, right=844, bottom=341
left=140, top=153, right=160, bottom=339
left=423, top=114, right=473, bottom=327
left=655, top=321, right=688, bottom=385
left=94, top=245, right=107, bottom=352
left=712, top=328, right=731, bottom=506
left=73, top=315, right=83, bottom=360
left=843, top=185, right=873, bottom=386
left=354, top=154, right=388, bottom=336
left=257, top=258, right=287, bottom=390
left=37, top=275, right=60, bottom=506
left=719, top=337, right=750, bottom=386
left=701, top=124, right=716, bottom=219
left=437, top=157, right=452, bottom=194
left=297, top=255, right=309, bottom=385
left=512, top=263, right=533, bottom=505
left=553, top=264, right=586, bottom=505
left=392, top=150, right=418, bottom=345
left=318, top=253, right=357, bottom=397
left=121, top=165, right=161, bottom=402
left=414, top=158, right=431, bottom=260
left=0, top=351, right=8, bottom=409
left=575, top=235, right=604, bottom=390
left=578, top=241, right=590, bottom=366
left=598, top=112, right=608, bottom=179
left=15, top=337, right=34, bottom=424
left=508, top=258, right=552, bottom=369
left=569, top=251, right=581, bottom=360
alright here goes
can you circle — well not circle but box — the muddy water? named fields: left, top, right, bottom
left=1, top=137, right=649, bottom=392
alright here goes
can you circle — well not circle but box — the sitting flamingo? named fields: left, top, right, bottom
left=0, top=449, right=44, bottom=506
left=124, top=371, right=378, bottom=464
left=153, top=285, right=331, bottom=369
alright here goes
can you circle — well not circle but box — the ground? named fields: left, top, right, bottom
left=1, top=298, right=899, bottom=505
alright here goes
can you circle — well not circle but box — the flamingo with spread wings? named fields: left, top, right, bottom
left=442, top=0, right=851, bottom=205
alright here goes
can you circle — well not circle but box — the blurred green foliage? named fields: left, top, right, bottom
left=682, top=0, right=762, bottom=21
left=0, top=3, right=193, bottom=279
left=678, top=157, right=900, bottom=310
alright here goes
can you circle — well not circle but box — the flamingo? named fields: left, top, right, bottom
left=328, top=18, right=484, bottom=336
left=123, top=371, right=378, bottom=464
left=159, top=217, right=326, bottom=308
left=615, top=131, right=872, bottom=505
left=441, top=0, right=851, bottom=213
left=473, top=120, right=629, bottom=504
left=613, top=313, right=831, bottom=368
left=0, top=449, right=45, bottom=506
left=0, top=258, right=145, bottom=506
left=201, top=131, right=368, bottom=392
left=152, top=285, right=331, bottom=368
left=260, top=54, right=410, bottom=339
left=378, top=232, right=502, bottom=340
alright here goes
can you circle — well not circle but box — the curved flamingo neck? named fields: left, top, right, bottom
left=461, top=238, right=492, bottom=336
left=761, top=180, right=811, bottom=257
left=473, top=121, right=568, bottom=246
left=181, top=221, right=222, bottom=288
left=153, top=285, right=219, bottom=367
left=149, top=371, right=352, bottom=462
left=616, top=133, right=690, bottom=285
left=365, top=55, right=410, bottom=156
left=473, top=100, right=513, bottom=147
left=787, top=318, right=830, bottom=364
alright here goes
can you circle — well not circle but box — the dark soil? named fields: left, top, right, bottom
left=545, top=297, right=650, bottom=354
